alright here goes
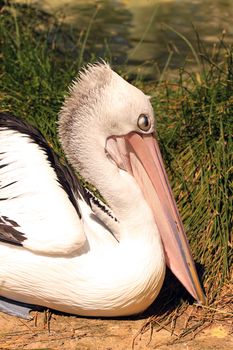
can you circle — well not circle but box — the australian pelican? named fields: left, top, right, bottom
left=0, top=63, right=205, bottom=319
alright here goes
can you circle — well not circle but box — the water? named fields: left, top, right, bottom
left=14, top=0, right=233, bottom=79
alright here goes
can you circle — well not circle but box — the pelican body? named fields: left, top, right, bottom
left=0, top=63, right=205, bottom=318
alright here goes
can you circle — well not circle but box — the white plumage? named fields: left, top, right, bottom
left=0, top=63, right=204, bottom=318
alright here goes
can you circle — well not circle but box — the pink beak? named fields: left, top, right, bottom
left=106, top=132, right=205, bottom=304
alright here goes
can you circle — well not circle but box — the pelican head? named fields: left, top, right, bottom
left=58, top=62, right=205, bottom=305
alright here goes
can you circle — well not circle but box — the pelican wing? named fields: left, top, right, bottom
left=0, top=114, right=87, bottom=255
left=0, top=215, right=25, bottom=246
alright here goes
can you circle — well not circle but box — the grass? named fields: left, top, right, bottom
left=144, top=34, right=233, bottom=339
left=161, top=50, right=232, bottom=297
left=0, top=0, right=232, bottom=340
left=0, top=1, right=103, bottom=155
left=152, top=49, right=233, bottom=302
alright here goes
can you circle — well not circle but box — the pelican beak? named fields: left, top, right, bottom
left=106, top=132, right=205, bottom=304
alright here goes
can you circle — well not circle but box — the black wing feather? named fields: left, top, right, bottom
left=0, top=216, right=25, bottom=246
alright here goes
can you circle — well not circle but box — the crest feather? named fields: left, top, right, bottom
left=58, top=62, right=114, bottom=145
left=69, top=61, right=113, bottom=98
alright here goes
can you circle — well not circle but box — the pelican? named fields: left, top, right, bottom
left=0, top=63, right=205, bottom=319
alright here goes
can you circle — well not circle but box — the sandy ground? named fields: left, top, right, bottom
left=0, top=309, right=232, bottom=350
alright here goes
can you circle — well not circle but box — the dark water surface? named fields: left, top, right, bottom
left=14, top=0, right=233, bottom=78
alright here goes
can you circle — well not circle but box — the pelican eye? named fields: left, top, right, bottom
left=137, top=114, right=151, bottom=131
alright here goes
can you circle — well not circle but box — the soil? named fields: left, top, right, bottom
left=0, top=310, right=232, bottom=350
